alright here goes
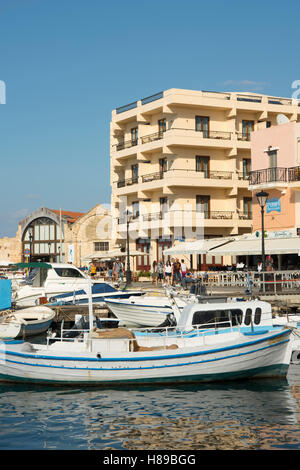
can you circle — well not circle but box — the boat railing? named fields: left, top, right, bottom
left=47, top=317, right=244, bottom=350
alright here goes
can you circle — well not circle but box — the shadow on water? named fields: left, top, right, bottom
left=1, top=370, right=300, bottom=450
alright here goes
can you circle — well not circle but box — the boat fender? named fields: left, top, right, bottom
left=291, top=350, right=300, bottom=364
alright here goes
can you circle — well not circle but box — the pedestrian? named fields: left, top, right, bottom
left=172, top=258, right=182, bottom=285
left=118, top=260, right=124, bottom=282
left=157, top=259, right=165, bottom=284
left=90, top=262, right=97, bottom=278
left=164, top=260, right=172, bottom=286
left=151, top=260, right=159, bottom=287
left=180, top=259, right=187, bottom=279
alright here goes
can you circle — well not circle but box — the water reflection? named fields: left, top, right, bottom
left=0, top=367, right=300, bottom=449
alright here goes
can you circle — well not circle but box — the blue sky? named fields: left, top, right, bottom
left=0, top=0, right=300, bottom=236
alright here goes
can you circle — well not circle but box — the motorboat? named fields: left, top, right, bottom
left=11, top=262, right=143, bottom=308
left=0, top=306, right=55, bottom=339
left=46, top=282, right=144, bottom=307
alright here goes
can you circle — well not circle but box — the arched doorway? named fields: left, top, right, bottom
left=22, top=217, right=64, bottom=263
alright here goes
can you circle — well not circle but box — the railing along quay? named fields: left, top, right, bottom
left=199, top=270, right=300, bottom=296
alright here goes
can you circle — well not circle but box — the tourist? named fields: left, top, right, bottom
left=157, top=260, right=165, bottom=284
left=151, top=260, right=159, bottom=287
left=181, top=259, right=187, bottom=279
left=90, top=262, right=97, bottom=278
left=172, top=258, right=182, bottom=285
left=164, top=260, right=172, bottom=286
left=182, top=271, right=194, bottom=290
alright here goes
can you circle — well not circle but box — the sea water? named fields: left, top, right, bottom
left=0, top=365, right=300, bottom=450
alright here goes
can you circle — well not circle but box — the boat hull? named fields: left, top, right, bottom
left=105, top=297, right=185, bottom=327
left=0, top=329, right=292, bottom=385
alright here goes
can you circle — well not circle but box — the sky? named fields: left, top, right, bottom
left=0, top=0, right=300, bottom=237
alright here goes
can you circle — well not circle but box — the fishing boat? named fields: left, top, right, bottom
left=11, top=262, right=143, bottom=308
left=0, top=306, right=55, bottom=339
left=0, top=280, right=294, bottom=385
left=104, top=294, right=189, bottom=328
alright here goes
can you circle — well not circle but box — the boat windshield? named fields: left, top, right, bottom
left=23, top=268, right=39, bottom=285
left=54, top=268, right=85, bottom=278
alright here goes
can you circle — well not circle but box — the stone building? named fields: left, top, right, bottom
left=0, top=204, right=111, bottom=267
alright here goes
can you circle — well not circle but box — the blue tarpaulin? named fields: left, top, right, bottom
left=0, top=279, right=11, bottom=310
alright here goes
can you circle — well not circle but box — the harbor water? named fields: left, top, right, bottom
left=1, top=365, right=300, bottom=451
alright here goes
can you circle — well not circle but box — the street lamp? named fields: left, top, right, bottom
left=125, top=209, right=132, bottom=286
left=256, top=190, right=269, bottom=272
left=29, top=231, right=33, bottom=263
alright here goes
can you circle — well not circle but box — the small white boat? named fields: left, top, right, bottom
left=0, top=306, right=55, bottom=339
left=12, top=262, right=143, bottom=308
left=104, top=294, right=190, bottom=328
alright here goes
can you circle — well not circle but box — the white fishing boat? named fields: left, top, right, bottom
left=104, top=294, right=189, bottom=328
left=0, top=306, right=55, bottom=339
left=12, top=262, right=143, bottom=308
left=0, top=280, right=294, bottom=385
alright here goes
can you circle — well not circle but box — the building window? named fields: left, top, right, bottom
left=266, top=121, right=271, bottom=128
left=196, top=195, right=210, bottom=218
left=160, top=197, right=168, bottom=217
left=195, top=116, right=209, bottom=138
left=242, top=120, right=254, bottom=141
left=132, top=201, right=140, bottom=219
left=196, top=156, right=210, bottom=177
left=131, top=164, right=139, bottom=184
left=243, top=197, right=252, bottom=220
left=158, top=119, right=166, bottom=135
left=242, top=159, right=251, bottom=179
left=131, top=127, right=138, bottom=146
left=159, top=157, right=167, bottom=174
left=94, top=242, right=109, bottom=251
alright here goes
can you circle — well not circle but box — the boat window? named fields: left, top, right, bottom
left=32, top=268, right=48, bottom=287
left=244, top=308, right=252, bottom=326
left=229, top=309, right=243, bottom=326
left=54, top=268, right=85, bottom=278
left=254, top=307, right=262, bottom=325
left=192, top=309, right=232, bottom=328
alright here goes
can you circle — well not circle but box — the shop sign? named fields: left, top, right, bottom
left=266, top=198, right=281, bottom=213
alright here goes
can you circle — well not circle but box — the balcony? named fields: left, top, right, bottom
left=249, top=167, right=288, bottom=186
left=114, top=168, right=237, bottom=193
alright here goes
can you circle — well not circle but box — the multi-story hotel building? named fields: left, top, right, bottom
left=110, top=88, right=300, bottom=271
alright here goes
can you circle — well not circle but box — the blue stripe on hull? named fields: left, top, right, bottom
left=0, top=363, right=289, bottom=386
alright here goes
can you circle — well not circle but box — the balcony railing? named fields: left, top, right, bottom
left=141, top=171, right=165, bottom=183
left=237, top=133, right=252, bottom=142
left=116, top=139, right=138, bottom=151
left=250, top=167, right=288, bottom=185
left=288, top=166, right=300, bottom=182
left=140, top=131, right=165, bottom=144
left=117, top=177, right=139, bottom=188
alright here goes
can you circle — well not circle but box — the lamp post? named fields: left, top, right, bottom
left=256, top=191, right=269, bottom=272
left=125, top=209, right=132, bottom=286
left=29, top=231, right=33, bottom=263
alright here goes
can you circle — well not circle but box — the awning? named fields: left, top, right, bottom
left=209, top=237, right=300, bottom=256
left=163, top=238, right=233, bottom=255
left=83, top=249, right=142, bottom=261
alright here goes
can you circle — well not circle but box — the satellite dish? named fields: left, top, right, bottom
left=277, top=114, right=290, bottom=125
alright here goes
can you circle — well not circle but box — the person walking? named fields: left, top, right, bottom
left=172, top=258, right=182, bottom=285
left=164, top=260, right=172, bottom=286
left=180, top=259, right=187, bottom=279
left=157, top=259, right=165, bottom=285
left=151, top=260, right=159, bottom=287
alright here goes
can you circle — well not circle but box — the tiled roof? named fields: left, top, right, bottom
left=49, top=209, right=85, bottom=224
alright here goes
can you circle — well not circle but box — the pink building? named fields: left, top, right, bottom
left=250, top=120, right=300, bottom=234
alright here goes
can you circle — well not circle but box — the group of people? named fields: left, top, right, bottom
left=89, top=260, right=124, bottom=282
left=151, top=258, right=191, bottom=287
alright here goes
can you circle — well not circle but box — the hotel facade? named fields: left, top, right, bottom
left=110, top=88, right=300, bottom=271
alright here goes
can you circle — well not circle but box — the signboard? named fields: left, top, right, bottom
left=24, top=248, right=30, bottom=257
left=266, top=198, right=281, bottom=214
left=68, top=244, right=74, bottom=263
